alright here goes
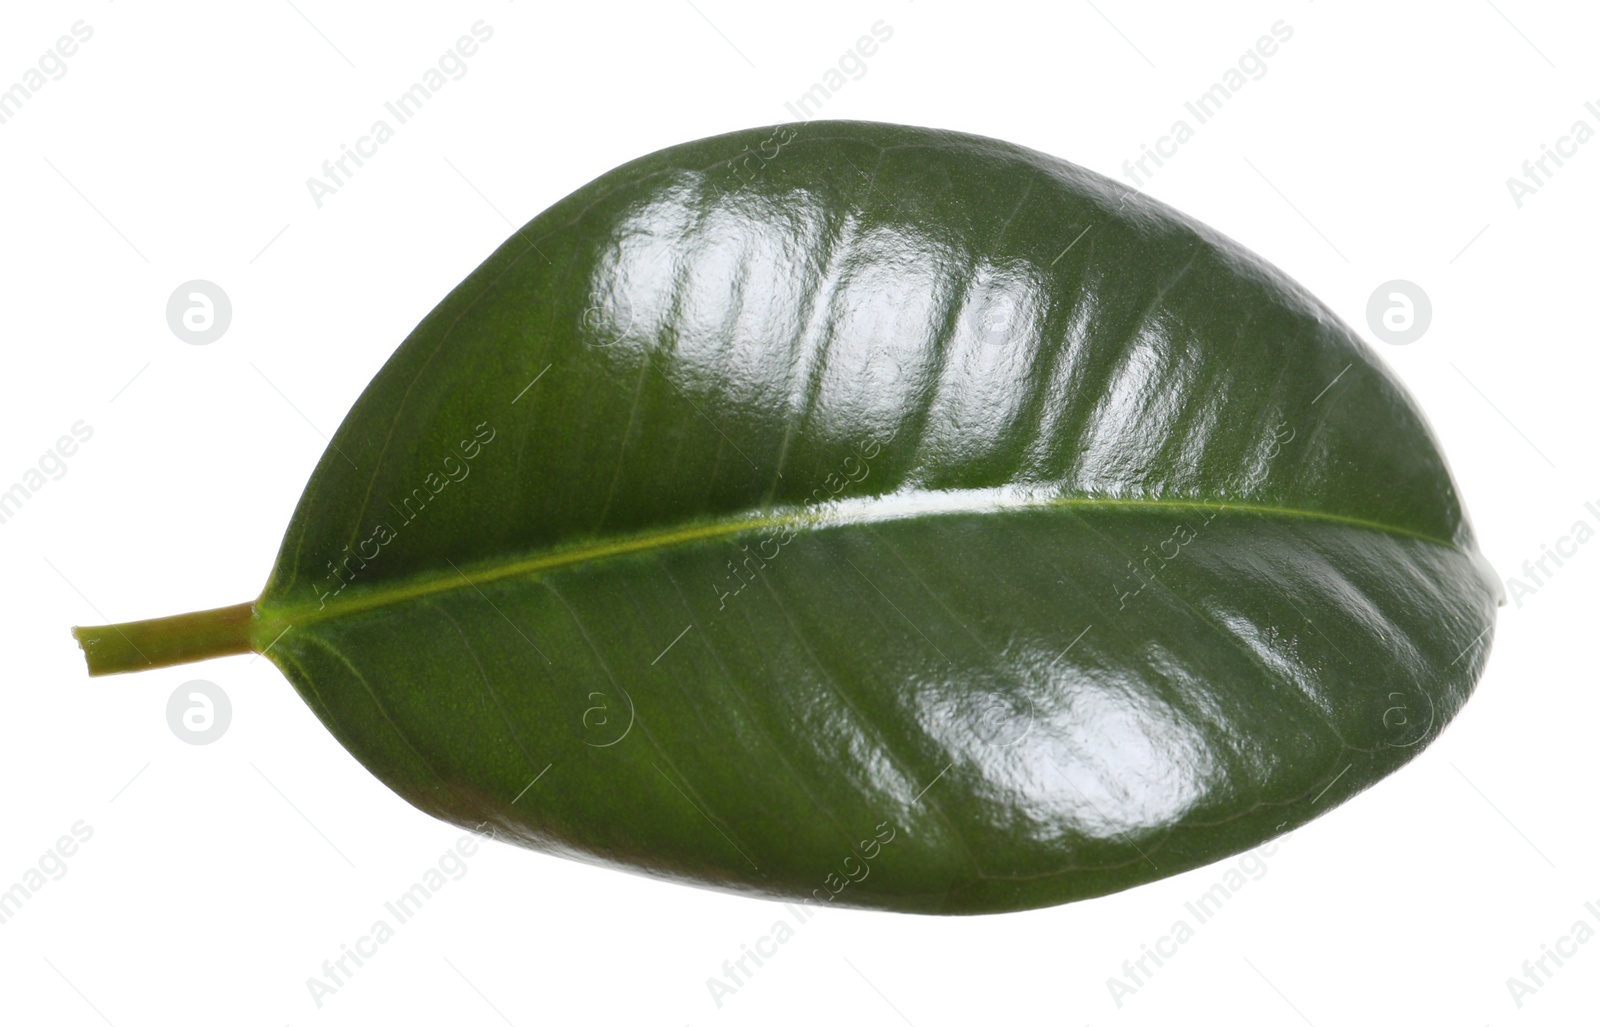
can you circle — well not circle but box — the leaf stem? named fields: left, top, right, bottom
left=71, top=601, right=257, bottom=677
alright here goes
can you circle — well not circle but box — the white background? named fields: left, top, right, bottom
left=1, top=1, right=1595, bottom=1024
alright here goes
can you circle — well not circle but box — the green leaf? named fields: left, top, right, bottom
left=73, top=120, right=1501, bottom=914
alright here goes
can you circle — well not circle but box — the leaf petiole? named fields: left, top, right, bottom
left=72, top=600, right=257, bottom=677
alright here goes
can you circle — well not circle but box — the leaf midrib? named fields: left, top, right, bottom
left=258, top=490, right=1458, bottom=635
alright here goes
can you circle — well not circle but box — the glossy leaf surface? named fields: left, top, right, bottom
left=112, top=122, right=1506, bottom=913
